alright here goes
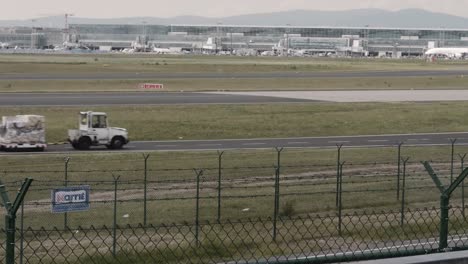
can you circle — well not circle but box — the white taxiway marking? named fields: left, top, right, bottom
left=243, top=143, right=266, bottom=146
left=328, top=141, right=350, bottom=143
left=198, top=144, right=222, bottom=146
left=154, top=144, right=178, bottom=147
left=368, top=140, right=388, bottom=142
left=288, top=142, right=308, bottom=144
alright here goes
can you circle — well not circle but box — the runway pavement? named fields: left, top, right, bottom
left=0, top=92, right=312, bottom=106
left=3, top=132, right=466, bottom=155
left=1, top=70, right=468, bottom=80
left=4, top=89, right=468, bottom=106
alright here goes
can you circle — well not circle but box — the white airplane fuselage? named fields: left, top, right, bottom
left=425, top=48, right=468, bottom=58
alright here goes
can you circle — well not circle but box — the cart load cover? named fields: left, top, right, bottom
left=0, top=115, right=45, bottom=144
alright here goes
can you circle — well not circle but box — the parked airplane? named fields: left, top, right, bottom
left=0, top=42, right=10, bottom=49
left=153, top=47, right=182, bottom=54
left=62, top=41, right=89, bottom=50
left=425, top=48, right=468, bottom=58
left=121, top=48, right=135, bottom=53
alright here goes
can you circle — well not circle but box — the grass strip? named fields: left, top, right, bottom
left=1, top=76, right=468, bottom=92
left=2, top=54, right=468, bottom=74
left=1, top=102, right=468, bottom=143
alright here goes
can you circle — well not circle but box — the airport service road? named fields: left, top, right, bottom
left=1, top=70, right=468, bottom=80
left=0, top=92, right=311, bottom=106
left=18, top=132, right=468, bottom=154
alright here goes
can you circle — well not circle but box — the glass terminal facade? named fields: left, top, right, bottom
left=2, top=24, right=468, bottom=56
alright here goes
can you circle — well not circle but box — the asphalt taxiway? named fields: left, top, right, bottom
left=2, top=132, right=465, bottom=155
left=1, top=70, right=467, bottom=80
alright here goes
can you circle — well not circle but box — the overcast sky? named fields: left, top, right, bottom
left=2, top=0, right=468, bottom=20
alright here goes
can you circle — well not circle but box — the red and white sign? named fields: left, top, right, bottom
left=139, top=83, right=164, bottom=89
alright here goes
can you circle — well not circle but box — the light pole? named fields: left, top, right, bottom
left=228, top=26, right=233, bottom=54
left=141, top=21, right=147, bottom=52
left=394, top=42, right=399, bottom=58
left=363, top=25, right=369, bottom=56
left=30, top=19, right=36, bottom=49
left=285, top=24, right=291, bottom=56
left=216, top=22, right=222, bottom=54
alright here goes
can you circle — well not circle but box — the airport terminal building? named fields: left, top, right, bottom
left=2, top=24, right=468, bottom=57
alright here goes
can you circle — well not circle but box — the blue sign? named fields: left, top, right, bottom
left=51, top=186, right=90, bottom=213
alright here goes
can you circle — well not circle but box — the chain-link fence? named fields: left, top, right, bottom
left=2, top=207, right=468, bottom=263
left=2, top=143, right=468, bottom=263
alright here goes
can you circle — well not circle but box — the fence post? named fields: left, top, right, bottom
left=400, top=157, right=410, bottom=226
left=64, top=157, right=70, bottom=229
left=422, top=161, right=468, bottom=251
left=217, top=151, right=224, bottom=223
left=459, top=153, right=467, bottom=219
left=0, top=178, right=33, bottom=264
left=19, top=199, right=24, bottom=264
left=338, top=161, right=345, bottom=236
left=142, top=154, right=150, bottom=226
left=396, top=142, right=403, bottom=201
left=450, top=139, right=457, bottom=184
left=194, top=169, right=203, bottom=247
left=440, top=193, right=450, bottom=250
left=273, top=166, right=279, bottom=242
left=273, top=147, right=283, bottom=242
left=112, top=175, right=120, bottom=257
left=336, top=144, right=343, bottom=208
left=275, top=147, right=283, bottom=217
